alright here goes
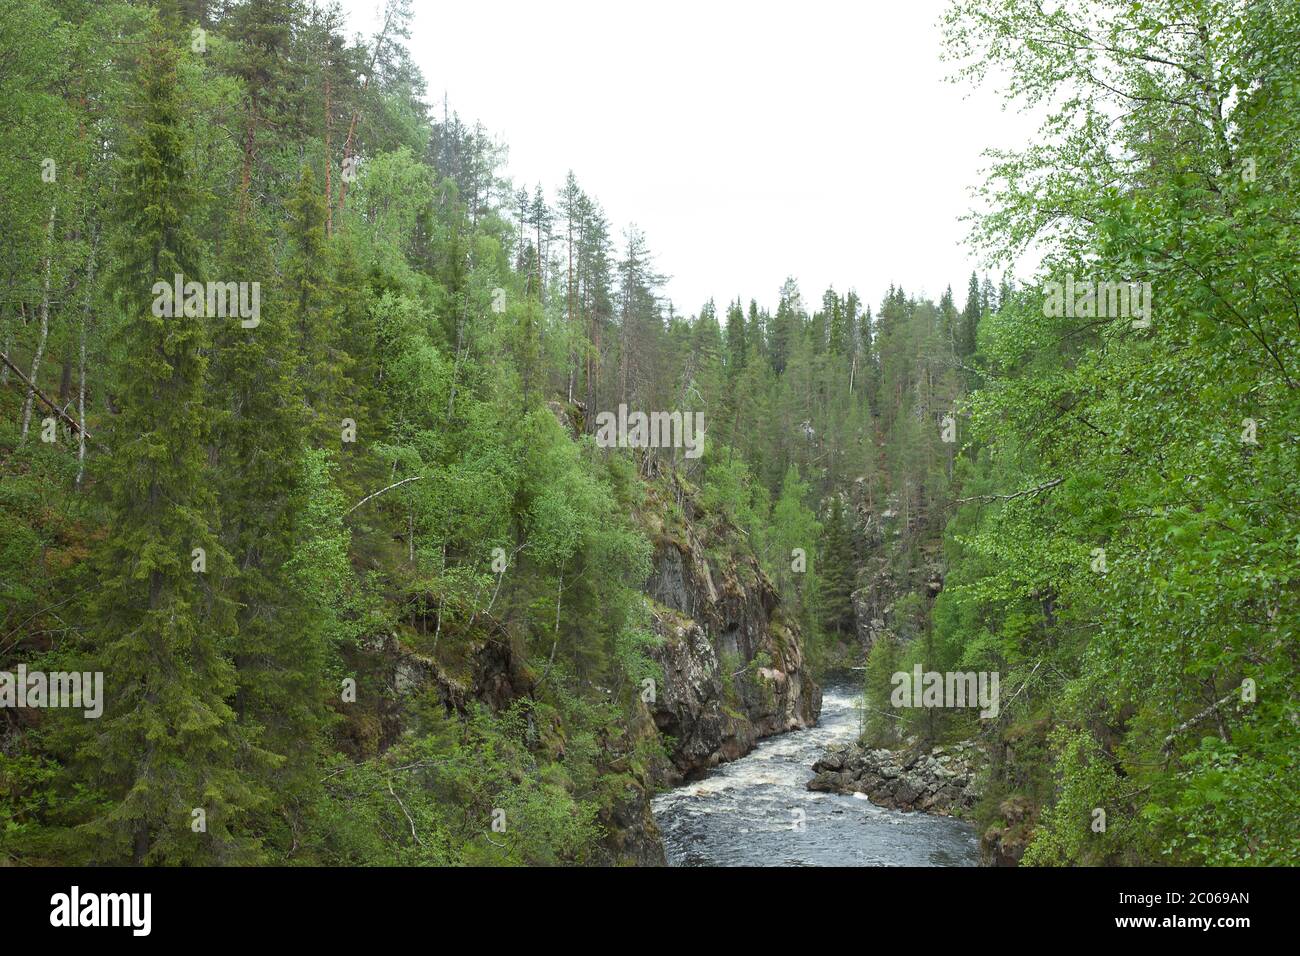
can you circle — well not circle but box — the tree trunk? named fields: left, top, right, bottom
left=21, top=204, right=57, bottom=442
left=324, top=73, right=333, bottom=237
left=58, top=352, right=73, bottom=406
left=337, top=9, right=394, bottom=216
left=78, top=228, right=96, bottom=486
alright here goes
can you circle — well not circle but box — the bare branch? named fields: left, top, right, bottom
left=956, top=477, right=1063, bottom=504
left=1, top=350, right=97, bottom=444
left=1162, top=689, right=1241, bottom=754
left=387, top=777, right=423, bottom=846
left=343, top=475, right=423, bottom=518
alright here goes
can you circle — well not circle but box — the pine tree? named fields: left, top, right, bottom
left=225, top=0, right=304, bottom=211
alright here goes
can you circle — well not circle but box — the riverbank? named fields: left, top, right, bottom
left=651, top=684, right=979, bottom=866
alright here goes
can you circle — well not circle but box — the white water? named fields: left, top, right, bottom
left=651, top=683, right=981, bottom=866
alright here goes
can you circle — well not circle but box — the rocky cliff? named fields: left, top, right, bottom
left=339, top=462, right=822, bottom=862
left=845, top=492, right=945, bottom=653
left=344, top=623, right=669, bottom=865
left=639, top=470, right=822, bottom=784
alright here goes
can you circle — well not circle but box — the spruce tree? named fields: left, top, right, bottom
left=724, top=297, right=747, bottom=372
left=77, top=23, right=262, bottom=865
left=212, top=206, right=326, bottom=853
left=817, top=496, right=857, bottom=639
left=285, top=164, right=346, bottom=437
left=770, top=277, right=801, bottom=375
left=958, top=271, right=980, bottom=359
left=746, top=299, right=766, bottom=367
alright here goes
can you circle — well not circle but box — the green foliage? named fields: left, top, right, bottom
left=4, top=0, right=1292, bottom=871
left=817, top=497, right=856, bottom=639
left=72, top=24, right=262, bottom=865
left=862, top=635, right=902, bottom=748
left=937, top=0, right=1300, bottom=865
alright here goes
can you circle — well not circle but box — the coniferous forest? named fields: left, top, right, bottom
left=0, top=0, right=1296, bottom=883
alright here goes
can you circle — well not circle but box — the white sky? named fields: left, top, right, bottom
left=337, top=0, right=1040, bottom=316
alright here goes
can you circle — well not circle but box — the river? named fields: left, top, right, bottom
left=651, top=682, right=981, bottom=866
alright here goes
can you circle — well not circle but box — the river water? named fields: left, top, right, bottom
left=651, top=682, right=981, bottom=866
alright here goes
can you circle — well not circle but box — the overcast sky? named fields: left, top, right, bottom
left=337, top=0, right=1039, bottom=316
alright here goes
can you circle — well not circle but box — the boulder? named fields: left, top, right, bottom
left=805, top=739, right=983, bottom=817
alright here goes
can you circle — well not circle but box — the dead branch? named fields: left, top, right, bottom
left=957, top=477, right=1063, bottom=504
left=1, top=350, right=97, bottom=444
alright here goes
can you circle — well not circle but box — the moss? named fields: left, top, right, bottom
left=647, top=598, right=695, bottom=639
left=769, top=617, right=793, bottom=660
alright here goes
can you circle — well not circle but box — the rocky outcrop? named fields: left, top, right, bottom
left=850, top=556, right=945, bottom=650
left=845, top=483, right=947, bottom=652
left=976, top=716, right=1050, bottom=866
left=851, top=558, right=894, bottom=651
left=641, top=474, right=821, bottom=784
left=981, top=796, right=1035, bottom=866
left=595, top=771, right=665, bottom=866
left=807, top=741, right=981, bottom=816
left=347, top=457, right=823, bottom=861
left=339, top=628, right=533, bottom=757
left=351, top=627, right=668, bottom=865
left=591, top=697, right=668, bottom=866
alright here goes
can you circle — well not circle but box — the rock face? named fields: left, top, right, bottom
left=642, top=478, right=821, bottom=784
left=850, top=558, right=894, bottom=651
left=348, top=458, right=822, bottom=862
left=591, top=698, right=669, bottom=866
left=344, top=629, right=534, bottom=756
left=850, top=553, right=945, bottom=652
left=807, top=741, right=981, bottom=816
left=350, top=628, right=669, bottom=865
left=981, top=796, right=1035, bottom=867
left=845, top=487, right=947, bottom=653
